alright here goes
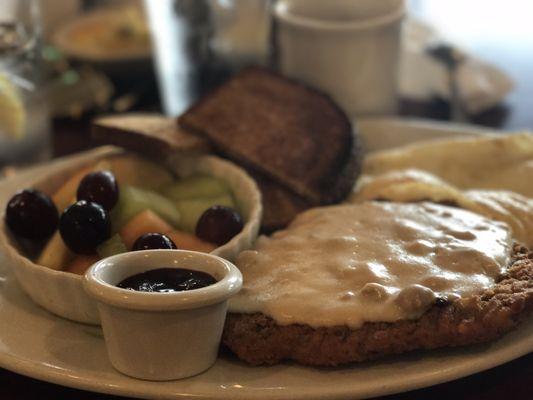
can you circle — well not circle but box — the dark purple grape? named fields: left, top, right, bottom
left=132, top=233, right=177, bottom=251
left=5, top=189, right=58, bottom=240
left=59, top=200, right=111, bottom=254
left=195, top=205, right=243, bottom=246
left=77, top=171, right=119, bottom=211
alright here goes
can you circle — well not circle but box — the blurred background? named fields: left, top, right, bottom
left=0, top=0, right=532, bottom=166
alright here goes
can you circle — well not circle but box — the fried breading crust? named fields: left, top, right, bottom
left=223, top=244, right=533, bottom=366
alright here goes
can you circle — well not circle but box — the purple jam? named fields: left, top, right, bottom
left=116, top=268, right=217, bottom=293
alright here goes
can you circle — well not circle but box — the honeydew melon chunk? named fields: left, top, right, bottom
left=160, top=175, right=230, bottom=201
left=111, top=185, right=181, bottom=231
left=175, top=194, right=235, bottom=233
left=96, top=234, right=127, bottom=258
left=36, top=230, right=74, bottom=270
left=119, top=209, right=174, bottom=249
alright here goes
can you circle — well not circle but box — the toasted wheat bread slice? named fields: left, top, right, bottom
left=223, top=244, right=533, bottom=366
left=178, top=67, right=362, bottom=205
left=92, top=113, right=209, bottom=159
left=251, top=172, right=311, bottom=233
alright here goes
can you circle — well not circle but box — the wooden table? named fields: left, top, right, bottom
left=2, top=0, right=532, bottom=398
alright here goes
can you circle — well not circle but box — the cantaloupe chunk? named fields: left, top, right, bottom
left=52, top=154, right=173, bottom=214
left=36, top=230, right=73, bottom=270
left=53, top=166, right=94, bottom=213
left=65, top=255, right=100, bottom=275
left=52, top=160, right=111, bottom=212
left=165, top=230, right=216, bottom=253
left=120, top=209, right=174, bottom=249
left=119, top=209, right=216, bottom=252
left=108, top=154, right=174, bottom=191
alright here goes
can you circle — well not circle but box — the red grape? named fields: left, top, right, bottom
left=59, top=201, right=111, bottom=254
left=132, top=233, right=177, bottom=251
left=77, top=171, right=119, bottom=211
left=195, top=205, right=243, bottom=246
left=5, top=189, right=58, bottom=240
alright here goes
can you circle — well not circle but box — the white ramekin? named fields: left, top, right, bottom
left=0, top=147, right=261, bottom=324
left=83, top=250, right=242, bottom=380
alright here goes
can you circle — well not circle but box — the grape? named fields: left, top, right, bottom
left=59, top=201, right=111, bottom=254
left=5, top=189, right=58, bottom=240
left=132, top=233, right=177, bottom=251
left=77, top=171, right=119, bottom=211
left=195, top=205, right=243, bottom=246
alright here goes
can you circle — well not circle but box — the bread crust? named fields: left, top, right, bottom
left=223, top=244, right=533, bottom=366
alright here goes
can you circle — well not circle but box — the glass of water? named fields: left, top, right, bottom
left=0, top=0, right=51, bottom=166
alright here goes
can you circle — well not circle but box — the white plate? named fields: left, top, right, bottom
left=0, top=118, right=531, bottom=400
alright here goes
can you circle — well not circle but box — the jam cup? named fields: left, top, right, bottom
left=83, top=250, right=242, bottom=381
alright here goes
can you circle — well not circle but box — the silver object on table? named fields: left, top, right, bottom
left=143, top=0, right=212, bottom=116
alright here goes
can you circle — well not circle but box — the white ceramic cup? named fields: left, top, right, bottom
left=274, top=0, right=405, bottom=117
left=83, top=250, right=242, bottom=381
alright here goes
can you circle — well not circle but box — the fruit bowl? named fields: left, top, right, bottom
left=0, top=147, right=262, bottom=324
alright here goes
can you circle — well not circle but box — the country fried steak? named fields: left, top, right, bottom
left=223, top=244, right=533, bottom=366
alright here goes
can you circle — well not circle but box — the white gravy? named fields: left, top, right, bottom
left=229, top=202, right=512, bottom=328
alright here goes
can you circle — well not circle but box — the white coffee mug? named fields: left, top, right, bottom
left=274, top=0, right=405, bottom=117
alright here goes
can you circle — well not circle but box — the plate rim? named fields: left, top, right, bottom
left=0, top=305, right=530, bottom=400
